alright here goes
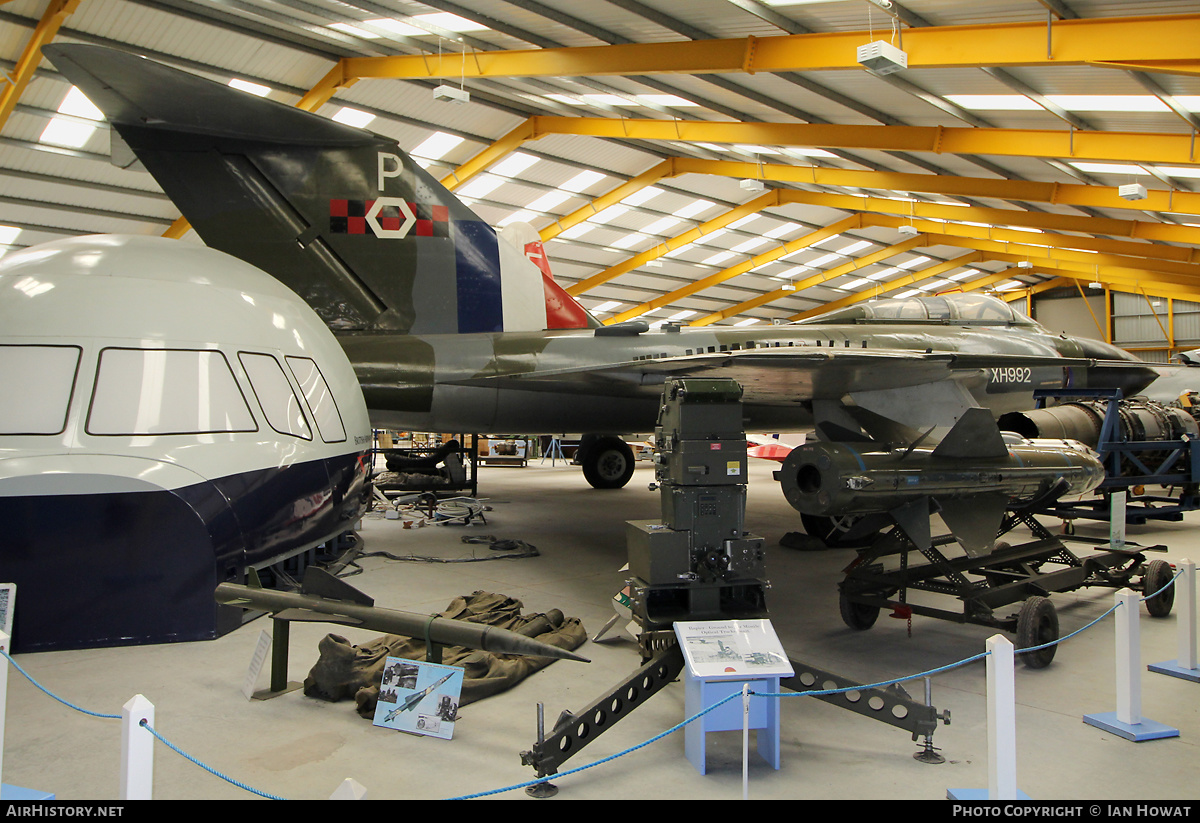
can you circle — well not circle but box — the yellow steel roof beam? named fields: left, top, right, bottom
left=544, top=159, right=677, bottom=244
left=0, top=0, right=82, bottom=132
left=439, top=119, right=539, bottom=191
left=336, top=15, right=1197, bottom=80
left=666, top=158, right=1200, bottom=217
left=775, top=190, right=1200, bottom=252
left=527, top=116, right=1200, bottom=167
left=863, top=214, right=1200, bottom=273
left=786, top=252, right=986, bottom=321
left=932, top=236, right=1200, bottom=285
left=690, top=235, right=928, bottom=326
left=571, top=187, right=779, bottom=299
left=604, top=212, right=861, bottom=323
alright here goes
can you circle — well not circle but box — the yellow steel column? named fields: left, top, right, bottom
left=0, top=0, right=83, bottom=132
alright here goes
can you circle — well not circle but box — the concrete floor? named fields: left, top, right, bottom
left=3, top=459, right=1199, bottom=801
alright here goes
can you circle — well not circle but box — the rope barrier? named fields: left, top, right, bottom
left=1, top=566, right=1186, bottom=800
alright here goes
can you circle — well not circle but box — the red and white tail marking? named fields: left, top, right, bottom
left=499, top=222, right=594, bottom=331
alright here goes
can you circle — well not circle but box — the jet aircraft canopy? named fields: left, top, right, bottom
left=800, top=293, right=1043, bottom=328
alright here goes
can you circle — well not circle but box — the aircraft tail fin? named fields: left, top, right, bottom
left=44, top=44, right=600, bottom=335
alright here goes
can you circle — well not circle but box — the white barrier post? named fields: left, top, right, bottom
left=1084, top=590, right=1179, bottom=741
left=120, top=695, right=155, bottom=800
left=1149, top=559, right=1199, bottom=682
left=948, top=635, right=1027, bottom=801
left=988, top=635, right=1018, bottom=801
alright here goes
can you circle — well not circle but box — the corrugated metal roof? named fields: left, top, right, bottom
left=0, top=0, right=1197, bottom=343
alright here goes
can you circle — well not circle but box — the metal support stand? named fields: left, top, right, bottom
left=252, top=618, right=301, bottom=700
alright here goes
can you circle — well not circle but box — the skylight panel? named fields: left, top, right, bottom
left=411, top=131, right=464, bottom=160
left=610, top=233, right=648, bottom=249
left=499, top=210, right=536, bottom=227
left=490, top=152, right=539, bottom=177
left=894, top=288, right=921, bottom=299
left=561, top=170, right=606, bottom=193
left=668, top=310, right=696, bottom=321
left=1155, top=166, right=1200, bottom=180
left=760, top=223, right=798, bottom=240
left=59, top=87, right=103, bottom=120
left=621, top=187, right=664, bottom=207
left=527, top=190, right=571, bottom=212
left=836, top=240, right=872, bottom=255
left=590, top=205, right=628, bottom=224
left=806, top=253, right=841, bottom=268
left=643, top=216, right=682, bottom=235
left=591, top=301, right=623, bottom=314
left=332, top=107, right=375, bottom=128
left=734, top=318, right=760, bottom=326
left=558, top=224, right=593, bottom=240
left=413, top=12, right=490, bottom=32
left=329, top=22, right=380, bottom=39
left=638, top=94, right=699, bottom=107
left=674, top=200, right=715, bottom=219
left=727, top=215, right=762, bottom=231
left=581, top=94, right=640, bottom=106
left=1069, top=161, right=1146, bottom=175
left=365, top=18, right=426, bottom=37
left=783, top=147, right=838, bottom=159
left=228, top=78, right=270, bottom=97
left=897, top=256, right=931, bottom=269
left=40, top=118, right=94, bottom=148
left=840, top=278, right=871, bottom=290
left=735, top=145, right=780, bottom=155
left=457, top=174, right=504, bottom=199
left=703, top=251, right=735, bottom=266
left=732, top=237, right=770, bottom=254
left=545, top=94, right=583, bottom=106
left=1048, top=96, right=1170, bottom=112
left=945, top=95, right=1041, bottom=110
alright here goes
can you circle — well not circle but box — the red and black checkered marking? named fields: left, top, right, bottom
left=329, top=199, right=450, bottom=237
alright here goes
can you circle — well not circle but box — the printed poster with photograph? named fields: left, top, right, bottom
left=673, top=619, right=794, bottom=681
left=372, top=658, right=464, bottom=740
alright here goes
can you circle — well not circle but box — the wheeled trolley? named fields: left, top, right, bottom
left=838, top=509, right=1174, bottom=668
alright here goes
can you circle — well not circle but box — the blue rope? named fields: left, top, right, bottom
left=0, top=648, right=120, bottom=719
left=2, top=565, right=1187, bottom=801
left=139, top=719, right=286, bottom=801
left=446, top=690, right=745, bottom=800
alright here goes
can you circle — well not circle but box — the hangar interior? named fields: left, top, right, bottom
left=2, top=0, right=1200, bottom=802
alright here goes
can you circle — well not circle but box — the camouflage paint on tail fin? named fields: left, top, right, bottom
left=44, top=44, right=600, bottom=335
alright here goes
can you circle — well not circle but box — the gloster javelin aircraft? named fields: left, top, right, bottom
left=45, top=45, right=1156, bottom=492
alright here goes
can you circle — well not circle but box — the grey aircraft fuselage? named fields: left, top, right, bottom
left=343, top=305, right=1146, bottom=435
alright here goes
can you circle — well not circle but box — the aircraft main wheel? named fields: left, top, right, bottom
left=1143, top=559, right=1175, bottom=618
left=839, top=592, right=880, bottom=631
left=581, top=436, right=635, bottom=489
left=1015, top=596, right=1058, bottom=669
left=801, top=513, right=876, bottom=548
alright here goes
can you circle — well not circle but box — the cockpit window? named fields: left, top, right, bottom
left=87, top=348, right=257, bottom=435
left=799, top=293, right=1036, bottom=327
left=0, top=344, right=81, bottom=435
left=286, top=356, right=346, bottom=443
left=239, top=352, right=312, bottom=440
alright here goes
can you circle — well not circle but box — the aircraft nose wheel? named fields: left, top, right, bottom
left=1015, top=596, right=1059, bottom=669
left=580, top=436, right=636, bottom=489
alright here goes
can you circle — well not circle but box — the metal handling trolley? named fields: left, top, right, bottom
left=837, top=502, right=1175, bottom=668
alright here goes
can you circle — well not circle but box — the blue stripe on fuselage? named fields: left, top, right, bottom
left=452, top=220, right=504, bottom=333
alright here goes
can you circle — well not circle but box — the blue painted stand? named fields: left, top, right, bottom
left=1082, top=711, right=1180, bottom=742
left=1148, top=660, right=1200, bottom=683
left=684, top=671, right=782, bottom=775
left=1, top=784, right=55, bottom=800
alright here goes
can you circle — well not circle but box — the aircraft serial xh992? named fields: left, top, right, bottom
left=45, top=45, right=1155, bottom=491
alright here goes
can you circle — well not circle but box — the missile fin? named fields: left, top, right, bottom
left=272, top=608, right=364, bottom=626
left=931, top=407, right=1008, bottom=459
left=890, top=498, right=932, bottom=551
left=938, top=494, right=1008, bottom=558
left=300, top=566, right=374, bottom=607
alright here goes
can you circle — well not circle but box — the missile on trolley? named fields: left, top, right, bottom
left=214, top=567, right=590, bottom=663
left=777, top=408, right=1105, bottom=556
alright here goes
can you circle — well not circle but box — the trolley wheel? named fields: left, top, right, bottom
left=839, top=592, right=880, bottom=631
left=1015, top=596, right=1059, bottom=669
left=1143, top=559, right=1175, bottom=618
